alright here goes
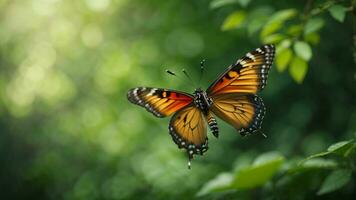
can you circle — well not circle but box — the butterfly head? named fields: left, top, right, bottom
left=194, top=88, right=203, bottom=93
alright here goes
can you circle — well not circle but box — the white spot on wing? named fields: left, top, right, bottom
left=246, top=53, right=256, bottom=61
left=148, top=89, right=157, bottom=96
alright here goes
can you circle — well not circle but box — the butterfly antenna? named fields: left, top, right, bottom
left=182, top=68, right=197, bottom=88
left=166, top=69, right=194, bottom=89
left=166, top=69, right=177, bottom=76
left=259, top=130, right=267, bottom=138
left=198, top=59, right=205, bottom=86
left=166, top=69, right=184, bottom=82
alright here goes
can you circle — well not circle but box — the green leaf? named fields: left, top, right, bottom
left=210, top=0, right=239, bottom=9
left=231, top=152, right=284, bottom=189
left=301, top=140, right=355, bottom=163
left=237, top=0, right=251, bottom=7
left=221, top=11, right=246, bottom=31
left=327, top=140, right=354, bottom=156
left=304, top=18, right=325, bottom=35
left=262, top=33, right=285, bottom=44
left=293, top=41, right=312, bottom=61
left=327, top=140, right=352, bottom=152
left=276, top=48, right=292, bottom=72
left=304, top=32, right=320, bottom=45
left=196, top=173, right=234, bottom=196
left=261, top=9, right=297, bottom=38
left=289, top=56, right=308, bottom=83
left=328, top=5, right=347, bottom=22
left=247, top=7, right=273, bottom=36
left=268, top=9, right=297, bottom=24
left=260, top=21, right=282, bottom=38
left=303, top=151, right=331, bottom=161
left=317, top=169, right=352, bottom=195
left=291, top=158, right=338, bottom=173
left=287, top=25, right=303, bottom=37
left=301, top=158, right=338, bottom=169
left=276, top=39, right=292, bottom=54
left=344, top=143, right=356, bottom=157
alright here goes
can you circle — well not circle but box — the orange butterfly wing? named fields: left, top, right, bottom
left=210, top=94, right=265, bottom=136
left=127, top=87, right=193, bottom=117
left=169, top=105, right=208, bottom=160
left=207, top=44, right=275, bottom=96
left=208, top=44, right=275, bottom=136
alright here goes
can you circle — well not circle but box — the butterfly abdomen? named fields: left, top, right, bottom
left=207, top=113, right=219, bottom=138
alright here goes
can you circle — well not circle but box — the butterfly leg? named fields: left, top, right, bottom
left=187, top=152, right=193, bottom=169
left=207, top=112, right=219, bottom=138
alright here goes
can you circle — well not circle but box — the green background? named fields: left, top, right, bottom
left=0, top=0, right=355, bottom=199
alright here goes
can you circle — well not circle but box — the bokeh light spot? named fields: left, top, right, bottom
left=81, top=24, right=103, bottom=48
left=32, top=0, right=60, bottom=16
left=85, top=0, right=110, bottom=12
left=50, top=18, right=77, bottom=48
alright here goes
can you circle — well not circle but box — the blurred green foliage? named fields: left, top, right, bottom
left=199, top=140, right=356, bottom=197
left=0, top=0, right=355, bottom=199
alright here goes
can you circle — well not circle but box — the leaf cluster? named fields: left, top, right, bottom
left=198, top=140, right=356, bottom=198
left=213, top=0, right=353, bottom=83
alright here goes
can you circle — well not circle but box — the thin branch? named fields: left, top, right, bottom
left=310, top=0, right=344, bottom=16
left=303, top=0, right=315, bottom=19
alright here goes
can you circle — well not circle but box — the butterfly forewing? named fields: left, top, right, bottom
left=207, top=44, right=275, bottom=95
left=169, top=105, right=208, bottom=159
left=210, top=94, right=265, bottom=136
left=127, top=87, right=193, bottom=117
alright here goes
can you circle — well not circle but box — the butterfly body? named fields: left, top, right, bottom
left=127, top=44, right=275, bottom=167
left=193, top=88, right=212, bottom=114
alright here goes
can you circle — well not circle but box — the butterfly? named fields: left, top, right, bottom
left=127, top=44, right=275, bottom=168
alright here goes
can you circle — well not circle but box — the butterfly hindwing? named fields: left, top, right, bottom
left=207, top=44, right=275, bottom=96
left=169, top=105, right=208, bottom=159
left=127, top=87, right=193, bottom=117
left=210, top=93, right=265, bottom=136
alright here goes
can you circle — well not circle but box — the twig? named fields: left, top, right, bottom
left=310, top=0, right=344, bottom=16
left=303, top=0, right=315, bottom=20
